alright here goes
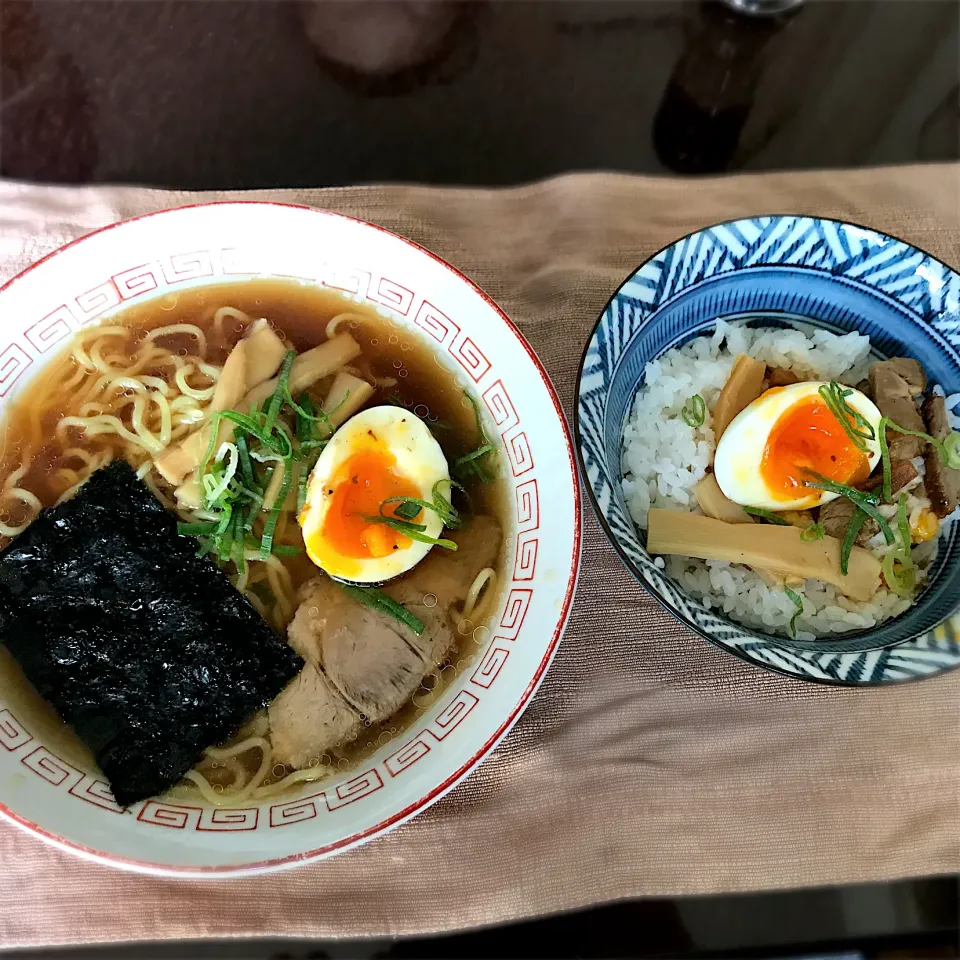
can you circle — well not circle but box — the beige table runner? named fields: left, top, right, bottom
left=0, top=165, right=958, bottom=949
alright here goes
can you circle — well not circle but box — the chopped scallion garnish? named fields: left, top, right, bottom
left=743, top=506, right=789, bottom=525
left=259, top=462, right=293, bottom=560
left=803, top=471, right=894, bottom=545
left=784, top=587, right=803, bottom=637
left=453, top=391, right=497, bottom=484
left=360, top=514, right=458, bottom=550
left=681, top=394, right=706, bottom=429
left=818, top=382, right=875, bottom=452
left=799, top=521, right=825, bottom=542
left=840, top=507, right=869, bottom=576
left=236, top=434, right=255, bottom=488
left=379, top=477, right=464, bottom=531
left=178, top=521, right=219, bottom=536
left=878, top=415, right=960, bottom=502
left=263, top=350, right=296, bottom=438
left=897, top=493, right=911, bottom=550
left=882, top=549, right=915, bottom=597
left=393, top=500, right=422, bottom=521
left=338, top=583, right=425, bottom=635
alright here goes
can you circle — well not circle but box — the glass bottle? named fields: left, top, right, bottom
left=652, top=0, right=803, bottom=174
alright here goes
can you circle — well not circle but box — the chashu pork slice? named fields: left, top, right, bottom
left=295, top=577, right=425, bottom=723
left=268, top=662, right=360, bottom=769
left=268, top=516, right=502, bottom=769
left=384, top=515, right=502, bottom=664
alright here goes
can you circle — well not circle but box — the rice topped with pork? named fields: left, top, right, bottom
left=622, top=320, right=960, bottom=640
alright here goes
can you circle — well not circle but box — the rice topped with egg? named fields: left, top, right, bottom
left=622, top=320, right=960, bottom=640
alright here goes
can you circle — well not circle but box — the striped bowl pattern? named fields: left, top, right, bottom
left=576, top=216, right=960, bottom=685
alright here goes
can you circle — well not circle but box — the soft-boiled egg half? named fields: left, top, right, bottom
left=714, top=381, right=882, bottom=511
left=299, top=406, right=449, bottom=584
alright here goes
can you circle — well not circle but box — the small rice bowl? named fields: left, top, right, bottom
left=621, top=320, right=958, bottom=641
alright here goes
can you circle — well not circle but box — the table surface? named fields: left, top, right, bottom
left=1, top=1, right=959, bottom=956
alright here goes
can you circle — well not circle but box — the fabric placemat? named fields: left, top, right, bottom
left=0, top=164, right=958, bottom=949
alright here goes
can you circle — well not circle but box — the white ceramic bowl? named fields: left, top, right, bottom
left=0, top=202, right=580, bottom=875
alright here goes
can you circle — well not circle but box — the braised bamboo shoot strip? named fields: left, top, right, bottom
left=693, top=474, right=754, bottom=524
left=711, top=354, right=766, bottom=443
left=646, top=509, right=882, bottom=602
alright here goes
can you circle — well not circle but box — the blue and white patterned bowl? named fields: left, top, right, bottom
left=576, top=216, right=960, bottom=686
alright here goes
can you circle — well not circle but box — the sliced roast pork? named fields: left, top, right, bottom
left=269, top=517, right=502, bottom=768
left=869, top=359, right=927, bottom=460
left=818, top=459, right=918, bottom=544
left=921, top=395, right=960, bottom=518
left=268, top=662, right=360, bottom=769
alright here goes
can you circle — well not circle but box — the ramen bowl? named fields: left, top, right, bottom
left=0, top=202, right=580, bottom=875
left=576, top=215, right=960, bottom=686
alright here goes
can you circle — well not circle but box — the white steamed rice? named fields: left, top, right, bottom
left=622, top=319, right=957, bottom=640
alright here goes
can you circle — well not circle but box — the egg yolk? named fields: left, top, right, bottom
left=312, top=449, right=423, bottom=560
left=760, top=396, right=870, bottom=501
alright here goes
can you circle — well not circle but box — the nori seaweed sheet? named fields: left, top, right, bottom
left=0, top=460, right=303, bottom=807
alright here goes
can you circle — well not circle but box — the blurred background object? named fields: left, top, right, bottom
left=0, top=0, right=955, bottom=188
left=297, top=0, right=477, bottom=96
left=0, top=0, right=97, bottom=181
left=652, top=0, right=803, bottom=173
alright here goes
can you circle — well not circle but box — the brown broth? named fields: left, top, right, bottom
left=0, top=279, right=509, bottom=795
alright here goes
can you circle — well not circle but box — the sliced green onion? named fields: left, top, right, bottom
left=943, top=431, right=960, bottom=469
left=232, top=509, right=247, bottom=576
left=215, top=500, right=233, bottom=536
left=839, top=507, right=869, bottom=576
left=784, top=587, right=803, bottom=637
left=194, top=536, right=215, bottom=559
left=818, top=382, right=875, bottom=451
left=434, top=477, right=471, bottom=523
left=203, top=442, right=239, bottom=507
left=882, top=549, right=916, bottom=597
left=878, top=416, right=960, bottom=501
left=286, top=387, right=336, bottom=434
left=249, top=448, right=285, bottom=465
left=454, top=443, right=495, bottom=468
left=294, top=393, right=319, bottom=443
left=361, top=514, right=458, bottom=550
left=297, top=464, right=311, bottom=513
left=393, top=500, right=422, bottom=521
left=270, top=544, right=303, bottom=557
left=681, top=394, right=706, bottom=429
left=878, top=415, right=893, bottom=503
left=897, top=493, right=911, bottom=549
left=235, top=434, right=255, bottom=489
left=743, top=506, right=790, bottom=525
left=338, top=583, right=425, bottom=635
left=453, top=391, right=497, bottom=483
left=881, top=493, right=917, bottom=597
left=201, top=409, right=291, bottom=473
left=259, top=461, right=294, bottom=559
left=262, top=350, right=296, bottom=437
left=177, top=521, right=219, bottom=536
left=216, top=523, right=234, bottom=563
left=799, top=521, right=825, bottom=542
left=803, top=471, right=894, bottom=544
left=380, top=490, right=459, bottom=529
